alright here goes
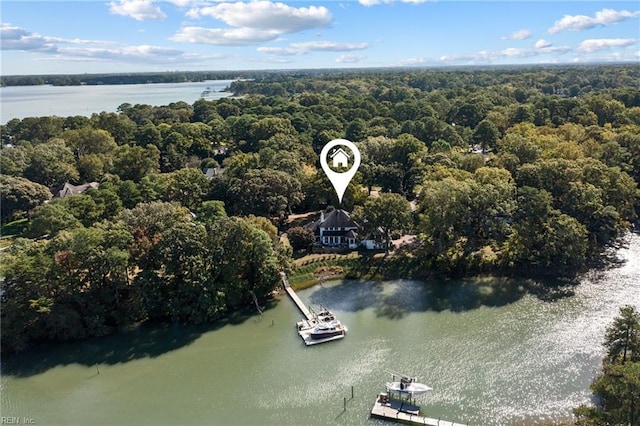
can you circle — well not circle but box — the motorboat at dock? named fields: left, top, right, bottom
left=296, top=305, right=347, bottom=345
left=385, top=371, right=433, bottom=397
left=309, top=319, right=345, bottom=339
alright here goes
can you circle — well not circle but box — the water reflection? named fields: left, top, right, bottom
left=1, top=234, right=638, bottom=425
left=309, top=276, right=577, bottom=319
left=1, top=300, right=277, bottom=378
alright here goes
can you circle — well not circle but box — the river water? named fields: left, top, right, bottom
left=1, top=234, right=639, bottom=425
left=0, top=80, right=234, bottom=124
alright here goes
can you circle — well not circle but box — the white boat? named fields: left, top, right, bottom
left=310, top=319, right=345, bottom=339
left=200, top=87, right=214, bottom=98
left=315, top=306, right=337, bottom=323
left=295, top=305, right=347, bottom=345
left=385, top=374, right=432, bottom=396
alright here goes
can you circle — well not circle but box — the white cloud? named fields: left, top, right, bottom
left=577, top=38, right=637, bottom=53
left=1, top=23, right=113, bottom=51
left=164, top=0, right=195, bottom=6
left=358, top=0, right=430, bottom=6
left=572, top=49, right=640, bottom=63
left=53, top=44, right=217, bottom=65
left=188, top=1, right=331, bottom=32
left=257, top=40, right=370, bottom=57
left=501, top=48, right=530, bottom=58
left=290, top=40, right=369, bottom=51
left=109, top=0, right=167, bottom=20
left=0, top=23, right=218, bottom=67
left=534, top=39, right=552, bottom=49
left=439, top=42, right=571, bottom=64
left=1, top=23, right=52, bottom=51
left=171, top=26, right=280, bottom=45
left=175, top=1, right=331, bottom=46
left=336, top=54, right=364, bottom=63
left=399, top=57, right=429, bottom=66
left=548, top=8, right=640, bottom=34
left=257, top=46, right=304, bottom=56
left=502, top=29, right=532, bottom=40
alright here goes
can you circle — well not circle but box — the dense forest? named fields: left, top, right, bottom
left=1, top=63, right=639, bottom=353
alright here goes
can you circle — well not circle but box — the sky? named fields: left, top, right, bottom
left=1, top=0, right=639, bottom=75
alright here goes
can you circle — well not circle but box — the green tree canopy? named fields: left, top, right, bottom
left=225, top=169, right=304, bottom=218
left=287, top=226, right=316, bottom=251
left=605, top=305, right=640, bottom=364
left=23, top=139, right=79, bottom=188
left=0, top=175, right=52, bottom=221
left=353, top=193, right=412, bottom=253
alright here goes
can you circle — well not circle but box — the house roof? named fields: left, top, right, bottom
left=52, top=182, right=99, bottom=198
left=305, top=209, right=359, bottom=233
left=344, top=230, right=358, bottom=239
left=321, top=209, right=358, bottom=229
left=203, top=167, right=224, bottom=179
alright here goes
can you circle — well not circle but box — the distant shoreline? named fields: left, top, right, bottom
left=2, top=62, right=637, bottom=87
left=0, top=72, right=246, bottom=88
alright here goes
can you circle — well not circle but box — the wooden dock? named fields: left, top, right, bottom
left=281, top=272, right=313, bottom=320
left=281, top=272, right=346, bottom=346
left=371, top=396, right=466, bottom=426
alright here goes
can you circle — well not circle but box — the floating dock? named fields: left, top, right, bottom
left=371, top=394, right=467, bottom=426
left=281, top=272, right=346, bottom=346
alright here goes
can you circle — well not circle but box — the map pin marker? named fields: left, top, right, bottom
left=320, top=138, right=361, bottom=204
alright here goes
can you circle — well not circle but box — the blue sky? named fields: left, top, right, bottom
left=1, top=1, right=639, bottom=75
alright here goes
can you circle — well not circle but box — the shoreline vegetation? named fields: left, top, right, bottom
left=0, top=71, right=244, bottom=87
left=1, top=64, right=639, bottom=362
left=2, top=63, right=638, bottom=88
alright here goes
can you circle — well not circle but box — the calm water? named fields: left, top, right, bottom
left=1, top=234, right=639, bottom=425
left=0, top=80, right=234, bottom=124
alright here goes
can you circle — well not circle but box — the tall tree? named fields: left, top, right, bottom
left=62, top=128, right=117, bottom=158
left=111, top=144, right=160, bottom=182
left=0, top=175, right=52, bottom=221
left=23, top=139, right=79, bottom=188
left=575, top=306, right=640, bottom=426
left=286, top=226, right=316, bottom=251
left=225, top=169, right=303, bottom=218
left=605, top=305, right=640, bottom=364
left=166, top=168, right=211, bottom=211
left=28, top=202, right=82, bottom=237
left=353, top=193, right=412, bottom=253
left=472, top=119, right=499, bottom=152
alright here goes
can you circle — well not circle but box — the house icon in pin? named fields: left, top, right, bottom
left=330, top=148, right=350, bottom=168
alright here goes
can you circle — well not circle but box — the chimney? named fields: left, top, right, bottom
left=320, top=211, right=325, bottom=223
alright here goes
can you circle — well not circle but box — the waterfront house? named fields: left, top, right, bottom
left=52, top=182, right=99, bottom=199
left=304, top=209, right=385, bottom=250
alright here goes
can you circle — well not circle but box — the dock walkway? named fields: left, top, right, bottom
left=280, top=272, right=313, bottom=321
left=371, top=398, right=466, bottom=426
